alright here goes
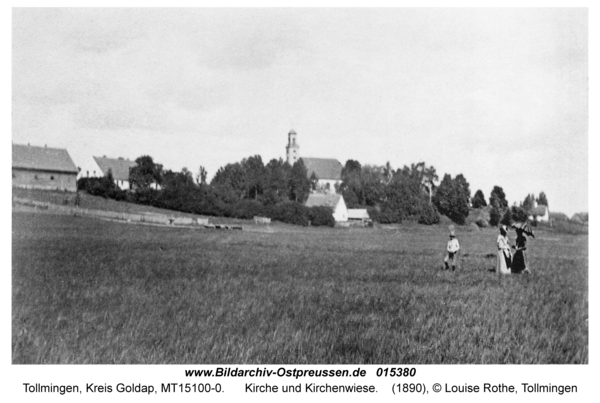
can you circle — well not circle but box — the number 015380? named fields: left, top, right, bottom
left=376, top=368, right=416, bottom=377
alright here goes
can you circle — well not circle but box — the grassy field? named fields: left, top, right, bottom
left=12, top=210, right=588, bottom=364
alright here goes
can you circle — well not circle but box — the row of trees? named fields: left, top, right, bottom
left=78, top=154, right=548, bottom=227
left=77, top=155, right=335, bottom=226
left=471, top=188, right=548, bottom=210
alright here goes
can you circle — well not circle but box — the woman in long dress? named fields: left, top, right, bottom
left=496, top=225, right=512, bottom=274
left=511, top=228, right=529, bottom=274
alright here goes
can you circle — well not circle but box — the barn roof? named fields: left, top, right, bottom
left=530, top=205, right=548, bottom=216
left=348, top=208, right=370, bottom=220
left=301, top=157, right=343, bottom=180
left=571, top=214, right=584, bottom=223
left=305, top=193, right=343, bottom=208
left=12, top=143, right=78, bottom=173
left=94, top=156, right=137, bottom=181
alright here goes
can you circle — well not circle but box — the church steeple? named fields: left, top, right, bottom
left=286, top=129, right=299, bottom=165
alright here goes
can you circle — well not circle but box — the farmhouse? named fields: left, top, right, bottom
left=286, top=129, right=343, bottom=192
left=12, top=143, right=78, bottom=192
left=528, top=202, right=550, bottom=223
left=94, top=156, right=137, bottom=190
left=305, top=193, right=348, bottom=222
left=571, top=213, right=588, bottom=225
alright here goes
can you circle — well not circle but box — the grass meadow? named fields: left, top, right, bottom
left=12, top=210, right=588, bottom=364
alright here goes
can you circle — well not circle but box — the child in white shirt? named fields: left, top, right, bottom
left=444, top=230, right=460, bottom=271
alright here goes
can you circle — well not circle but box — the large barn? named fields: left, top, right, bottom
left=93, top=156, right=137, bottom=191
left=12, top=143, right=79, bottom=192
left=285, top=129, right=343, bottom=192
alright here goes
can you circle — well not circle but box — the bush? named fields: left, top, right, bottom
left=78, top=177, right=120, bottom=199
left=511, top=205, right=528, bottom=223
left=418, top=204, right=440, bottom=225
left=475, top=218, right=488, bottom=228
left=366, top=206, right=381, bottom=223
left=229, top=199, right=265, bottom=219
left=270, top=202, right=310, bottom=226
left=308, top=206, right=335, bottom=227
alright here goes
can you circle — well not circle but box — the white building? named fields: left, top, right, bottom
left=285, top=129, right=343, bottom=192
left=305, top=193, right=348, bottom=222
left=93, top=156, right=137, bottom=191
left=528, top=201, right=550, bottom=222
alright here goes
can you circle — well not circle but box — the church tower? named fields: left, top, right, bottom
left=286, top=129, right=299, bottom=165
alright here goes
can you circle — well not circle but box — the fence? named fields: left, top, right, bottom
left=13, top=197, right=213, bottom=228
left=253, top=216, right=271, bottom=225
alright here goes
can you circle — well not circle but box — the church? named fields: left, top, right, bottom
left=285, top=129, right=343, bottom=193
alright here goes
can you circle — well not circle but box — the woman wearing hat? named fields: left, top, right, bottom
left=511, top=223, right=532, bottom=274
left=496, top=225, right=512, bottom=275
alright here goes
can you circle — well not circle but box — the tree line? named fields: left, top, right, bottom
left=77, top=154, right=549, bottom=227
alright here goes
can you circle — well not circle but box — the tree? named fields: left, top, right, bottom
left=162, top=168, right=195, bottom=191
left=264, top=158, right=291, bottom=205
left=289, top=159, right=310, bottom=203
left=411, top=162, right=438, bottom=204
left=454, top=174, right=471, bottom=207
left=511, top=205, right=528, bottom=223
left=241, top=155, right=266, bottom=200
left=196, top=166, right=208, bottom=185
left=521, top=193, right=535, bottom=211
left=471, top=189, right=487, bottom=208
left=382, top=161, right=393, bottom=185
left=489, top=206, right=501, bottom=226
left=340, top=159, right=364, bottom=207
left=211, top=162, right=247, bottom=203
left=500, top=208, right=513, bottom=226
left=489, top=186, right=508, bottom=209
left=361, top=165, right=385, bottom=206
left=129, top=155, right=163, bottom=190
left=432, top=173, right=470, bottom=225
left=537, top=191, right=548, bottom=207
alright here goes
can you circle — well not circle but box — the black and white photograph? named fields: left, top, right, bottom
left=7, top=4, right=595, bottom=401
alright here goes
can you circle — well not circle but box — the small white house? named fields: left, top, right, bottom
left=94, top=156, right=137, bottom=190
left=305, top=193, right=348, bottom=222
left=528, top=202, right=550, bottom=222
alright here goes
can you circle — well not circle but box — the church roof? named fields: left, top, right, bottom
left=289, top=129, right=296, bottom=134
left=301, top=157, right=343, bottom=180
left=12, top=143, right=78, bottom=173
left=305, top=192, right=343, bottom=208
left=94, top=156, right=137, bottom=181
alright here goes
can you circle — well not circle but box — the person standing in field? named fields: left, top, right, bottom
left=496, top=225, right=512, bottom=274
left=511, top=223, right=533, bottom=274
left=444, top=228, right=460, bottom=271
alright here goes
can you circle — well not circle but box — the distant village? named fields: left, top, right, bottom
left=12, top=130, right=372, bottom=224
left=11, top=129, right=579, bottom=226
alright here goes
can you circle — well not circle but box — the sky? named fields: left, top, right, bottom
left=11, top=8, right=588, bottom=216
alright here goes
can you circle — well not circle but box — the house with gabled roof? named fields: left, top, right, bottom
left=528, top=201, right=550, bottom=223
left=93, top=156, right=137, bottom=190
left=305, top=192, right=348, bottom=222
left=285, top=129, right=343, bottom=193
left=12, top=143, right=79, bottom=192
